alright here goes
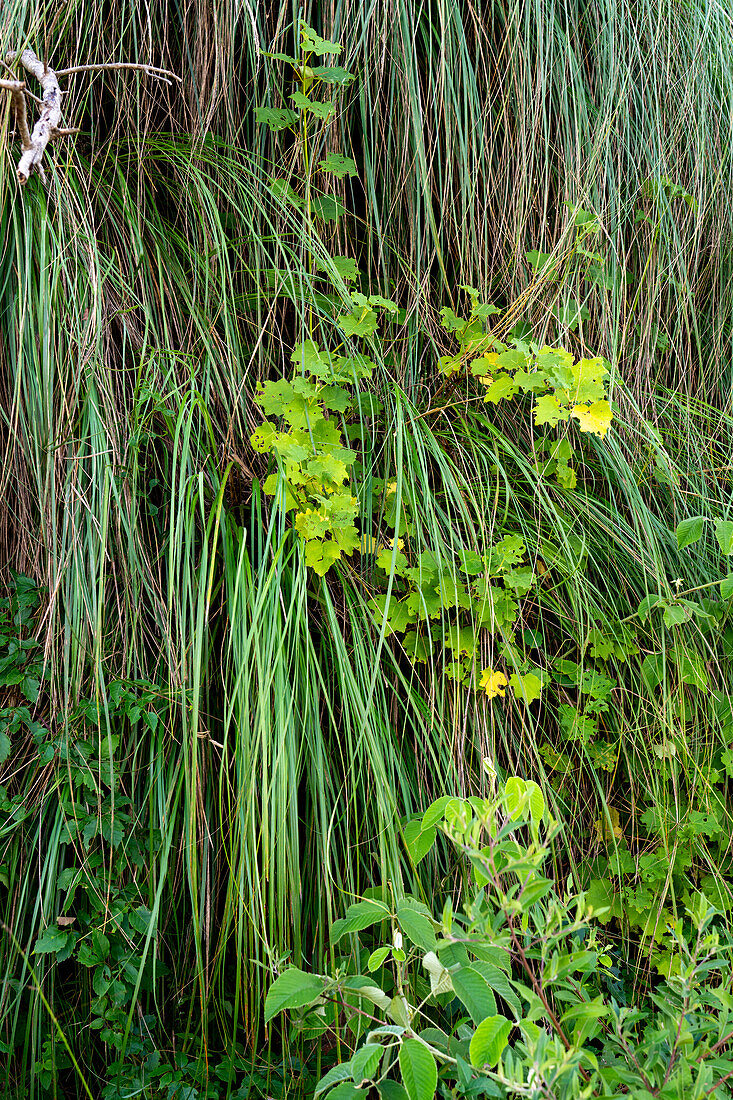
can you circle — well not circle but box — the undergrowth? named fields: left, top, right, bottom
left=2, top=3, right=733, bottom=1098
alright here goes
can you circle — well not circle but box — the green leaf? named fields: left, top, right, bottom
left=269, top=178, right=304, bottom=208
left=662, top=602, right=692, bottom=628
left=317, top=255, right=360, bottom=283
left=676, top=515, right=707, bottom=549
left=637, top=594, right=662, bottom=622
left=715, top=519, right=733, bottom=555
left=310, top=65, right=355, bottom=85
left=339, top=307, right=378, bottom=337
left=0, top=731, right=10, bottom=764
left=254, top=106, right=298, bottom=131
left=378, top=1084, right=409, bottom=1100
left=397, top=906, right=436, bottom=951
left=533, top=394, right=567, bottom=429
left=482, top=373, right=518, bottom=404
left=315, top=1063, right=354, bottom=1096
left=402, top=820, right=437, bottom=864
left=300, top=22, right=343, bottom=56
left=264, top=967, right=326, bottom=1022
left=290, top=91, right=336, bottom=120
left=33, top=927, right=69, bottom=955
left=304, top=539, right=342, bottom=575
left=367, top=946, right=391, bottom=972
left=525, top=250, right=555, bottom=276
left=311, top=195, right=347, bottom=222
left=328, top=1086, right=363, bottom=1100
left=451, top=966, right=497, bottom=1025
left=398, top=1039, right=437, bottom=1100
left=319, top=153, right=358, bottom=178
left=721, top=574, right=733, bottom=599
left=331, top=899, right=390, bottom=944
left=342, top=976, right=391, bottom=1010
left=351, top=1044, right=383, bottom=1084
left=469, top=1015, right=513, bottom=1069
left=508, top=672, right=543, bottom=705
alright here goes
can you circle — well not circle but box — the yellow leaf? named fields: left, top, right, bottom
left=594, top=806, right=623, bottom=841
left=571, top=399, right=613, bottom=438
left=479, top=668, right=508, bottom=699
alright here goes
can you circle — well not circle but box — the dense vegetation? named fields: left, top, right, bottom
left=3, top=1, right=733, bottom=1096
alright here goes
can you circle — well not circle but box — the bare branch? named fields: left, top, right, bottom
left=5, top=50, right=62, bottom=184
left=11, top=84, right=33, bottom=151
left=2, top=51, right=181, bottom=184
left=53, top=62, right=182, bottom=84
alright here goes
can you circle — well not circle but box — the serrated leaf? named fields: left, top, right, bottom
left=676, top=515, right=707, bottom=549
left=304, top=539, right=342, bottom=575
left=339, top=307, right=378, bottom=337
left=662, top=602, right=692, bottom=628
left=451, top=966, right=497, bottom=1025
left=398, top=1039, right=437, bottom=1100
left=331, top=899, right=390, bottom=944
left=343, top=977, right=391, bottom=1010
left=300, top=22, right=343, bottom=56
left=310, top=65, right=355, bottom=85
left=290, top=91, right=336, bottom=120
left=33, top=927, right=69, bottom=955
left=264, top=967, right=325, bottom=1022
left=534, top=394, right=567, bottom=429
left=319, top=153, right=358, bottom=178
left=525, top=250, right=555, bottom=275
left=402, top=820, right=437, bottom=864
left=482, top=373, right=518, bottom=404
left=311, top=195, right=347, bottom=222
left=637, top=594, right=662, bottom=622
left=421, top=951, right=453, bottom=996
left=508, top=672, right=543, bottom=705
left=469, top=1015, right=512, bottom=1068
left=254, top=106, right=298, bottom=131
left=378, top=1083, right=409, bottom=1100
left=368, top=946, right=391, bottom=972
left=351, top=1044, right=383, bottom=1084
left=571, top=400, right=613, bottom=438
left=715, top=520, right=733, bottom=555
left=317, top=255, right=360, bottom=282
left=397, top=906, right=436, bottom=951
left=328, top=1086, right=363, bottom=1100
left=315, top=1063, right=354, bottom=1096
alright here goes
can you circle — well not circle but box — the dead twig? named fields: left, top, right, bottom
left=54, top=62, right=182, bottom=85
left=2, top=50, right=180, bottom=185
left=5, top=50, right=62, bottom=184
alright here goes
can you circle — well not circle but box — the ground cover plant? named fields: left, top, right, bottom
left=3, top=1, right=733, bottom=1097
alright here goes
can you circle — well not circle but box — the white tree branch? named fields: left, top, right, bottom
left=2, top=51, right=180, bottom=185
left=5, top=50, right=62, bottom=184
left=54, top=62, right=182, bottom=84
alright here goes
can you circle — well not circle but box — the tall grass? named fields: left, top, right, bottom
left=2, top=0, right=733, bottom=1093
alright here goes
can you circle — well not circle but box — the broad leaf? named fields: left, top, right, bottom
left=398, top=1039, right=437, bottom=1100
left=319, top=153, right=358, bottom=178
left=315, top=1063, right=354, bottom=1096
left=397, top=906, right=436, bottom=951
left=351, top=1044, right=383, bottom=1084
left=715, top=519, right=733, bottom=555
left=331, top=899, right=390, bottom=943
left=676, top=515, right=707, bottom=549
left=451, top=966, right=497, bottom=1024
left=264, top=967, right=325, bottom=1022
left=469, top=1015, right=512, bottom=1068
